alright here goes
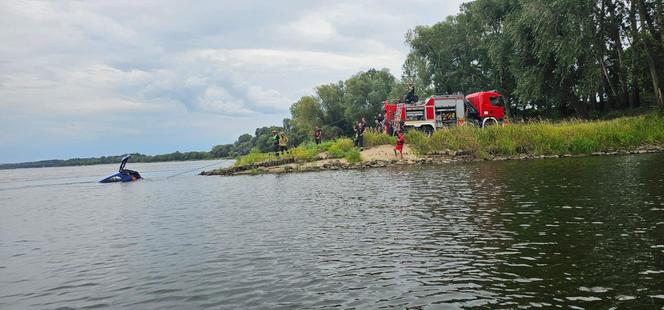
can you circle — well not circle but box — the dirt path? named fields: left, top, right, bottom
left=360, top=144, right=417, bottom=161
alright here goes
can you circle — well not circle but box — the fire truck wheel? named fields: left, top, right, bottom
left=419, top=126, right=434, bottom=136
left=481, top=118, right=498, bottom=128
left=463, top=119, right=479, bottom=127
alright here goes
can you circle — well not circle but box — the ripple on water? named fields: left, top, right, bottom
left=1, top=157, right=664, bottom=308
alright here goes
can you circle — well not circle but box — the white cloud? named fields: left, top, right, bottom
left=187, top=48, right=402, bottom=75
left=198, top=85, right=252, bottom=115
left=284, top=13, right=337, bottom=41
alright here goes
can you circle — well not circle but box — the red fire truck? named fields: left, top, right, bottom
left=383, top=91, right=506, bottom=134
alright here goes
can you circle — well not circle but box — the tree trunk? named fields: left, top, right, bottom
left=607, top=0, right=630, bottom=108
left=637, top=0, right=664, bottom=108
left=600, top=58, right=619, bottom=107
left=500, top=67, right=511, bottom=117
left=657, top=0, right=664, bottom=48
left=628, top=0, right=641, bottom=108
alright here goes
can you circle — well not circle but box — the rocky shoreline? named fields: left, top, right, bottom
left=200, top=145, right=664, bottom=177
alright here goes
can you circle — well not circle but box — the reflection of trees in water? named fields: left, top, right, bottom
left=487, top=155, right=664, bottom=307
left=396, top=164, right=515, bottom=306
left=385, top=155, right=664, bottom=307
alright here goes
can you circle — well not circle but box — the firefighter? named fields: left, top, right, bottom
left=278, top=132, right=289, bottom=155
left=314, top=126, right=322, bottom=145
left=375, top=113, right=384, bottom=132
left=404, top=83, right=418, bottom=104
left=354, top=120, right=366, bottom=150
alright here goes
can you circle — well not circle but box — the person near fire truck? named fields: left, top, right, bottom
left=375, top=113, right=384, bottom=132
left=314, top=126, right=322, bottom=145
left=404, top=83, right=418, bottom=104
left=394, top=130, right=405, bottom=160
left=354, top=120, right=366, bottom=150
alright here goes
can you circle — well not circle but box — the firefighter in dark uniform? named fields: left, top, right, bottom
left=404, top=83, right=418, bottom=104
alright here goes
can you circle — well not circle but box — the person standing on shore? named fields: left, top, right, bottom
left=278, top=132, right=289, bottom=155
left=314, top=127, right=322, bottom=145
left=354, top=120, right=366, bottom=150
left=394, top=130, right=405, bottom=160
left=272, top=130, right=280, bottom=157
left=375, top=113, right=384, bottom=132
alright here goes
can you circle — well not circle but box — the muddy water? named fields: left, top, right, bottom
left=1, top=155, right=663, bottom=309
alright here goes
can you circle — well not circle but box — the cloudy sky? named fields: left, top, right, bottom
left=0, top=0, right=465, bottom=163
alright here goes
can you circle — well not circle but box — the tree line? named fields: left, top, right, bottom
left=404, top=0, right=663, bottom=117
left=0, top=151, right=214, bottom=169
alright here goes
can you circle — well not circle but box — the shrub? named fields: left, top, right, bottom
left=328, top=138, right=355, bottom=158
left=289, top=145, right=320, bottom=162
left=345, top=148, right=361, bottom=163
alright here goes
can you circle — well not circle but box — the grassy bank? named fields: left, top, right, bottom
left=232, top=112, right=664, bottom=167
left=406, top=112, right=664, bottom=157
left=234, top=138, right=361, bottom=167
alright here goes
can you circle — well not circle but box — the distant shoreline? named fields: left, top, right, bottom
left=0, top=156, right=231, bottom=170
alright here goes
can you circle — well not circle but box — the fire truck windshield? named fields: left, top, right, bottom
left=490, top=96, right=503, bottom=106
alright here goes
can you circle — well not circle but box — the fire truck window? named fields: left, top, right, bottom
left=490, top=96, right=499, bottom=105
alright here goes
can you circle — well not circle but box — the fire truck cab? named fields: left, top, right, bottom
left=383, top=91, right=505, bottom=133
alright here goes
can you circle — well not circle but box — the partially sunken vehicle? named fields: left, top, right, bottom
left=99, top=155, right=142, bottom=183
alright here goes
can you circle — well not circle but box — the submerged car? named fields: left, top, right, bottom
left=99, top=155, right=142, bottom=183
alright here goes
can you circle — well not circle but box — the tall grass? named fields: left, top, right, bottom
left=364, top=132, right=395, bottom=148
left=407, top=112, right=664, bottom=158
left=234, top=149, right=276, bottom=166
left=233, top=138, right=363, bottom=167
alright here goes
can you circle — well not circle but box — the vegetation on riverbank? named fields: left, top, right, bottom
left=231, top=112, right=664, bottom=168
left=406, top=112, right=664, bottom=158
left=233, top=138, right=363, bottom=167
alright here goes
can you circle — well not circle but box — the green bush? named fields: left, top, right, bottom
left=327, top=138, right=355, bottom=158
left=345, top=148, right=362, bottom=163
left=289, top=145, right=320, bottom=161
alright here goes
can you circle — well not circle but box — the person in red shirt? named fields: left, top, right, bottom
left=314, top=127, right=322, bottom=145
left=394, top=130, right=405, bottom=159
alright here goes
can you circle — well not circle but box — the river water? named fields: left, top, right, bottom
left=1, top=155, right=663, bottom=309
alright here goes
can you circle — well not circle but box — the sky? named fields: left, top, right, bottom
left=0, top=0, right=465, bottom=163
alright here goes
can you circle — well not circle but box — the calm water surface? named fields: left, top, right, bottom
left=1, top=156, right=663, bottom=309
